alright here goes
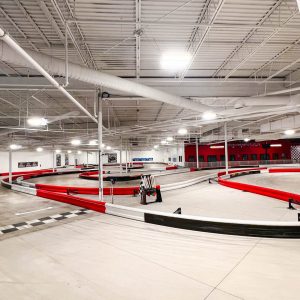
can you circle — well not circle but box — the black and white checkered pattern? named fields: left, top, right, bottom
left=0, top=208, right=91, bottom=235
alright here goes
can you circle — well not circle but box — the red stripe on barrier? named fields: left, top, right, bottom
left=166, top=166, right=178, bottom=170
left=269, top=168, right=300, bottom=173
left=0, top=169, right=54, bottom=177
left=35, top=183, right=140, bottom=196
left=36, top=189, right=106, bottom=213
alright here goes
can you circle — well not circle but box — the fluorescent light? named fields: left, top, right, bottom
left=67, top=150, right=72, bottom=154
left=36, top=147, right=43, bottom=152
left=9, top=144, right=22, bottom=150
left=89, top=140, right=97, bottom=145
left=71, top=139, right=81, bottom=146
left=77, top=150, right=82, bottom=154
left=55, top=149, right=61, bottom=153
left=160, top=50, right=191, bottom=72
left=106, top=146, right=112, bottom=150
left=210, top=145, right=224, bottom=149
left=284, top=129, right=295, bottom=136
left=270, top=144, right=282, bottom=147
left=166, top=137, right=173, bottom=142
left=161, top=140, right=167, bottom=145
left=154, top=145, right=159, bottom=149
left=244, top=137, right=250, bottom=142
left=178, top=128, right=188, bottom=135
left=297, top=0, right=300, bottom=11
left=27, top=117, right=48, bottom=127
left=202, top=111, right=217, bottom=121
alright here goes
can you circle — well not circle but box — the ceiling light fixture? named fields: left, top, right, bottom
left=270, top=144, right=282, bottom=148
left=244, top=137, right=250, bottom=142
left=166, top=137, right=174, bottom=142
left=160, top=50, right=191, bottom=72
left=77, top=150, right=82, bottom=154
left=202, top=111, right=217, bottom=121
left=210, top=145, right=224, bottom=149
left=106, top=146, right=112, bottom=150
left=27, top=117, right=48, bottom=127
left=284, top=129, right=295, bottom=136
left=36, top=147, right=43, bottom=152
left=178, top=128, right=188, bottom=135
left=9, top=144, right=22, bottom=150
left=55, top=149, right=61, bottom=153
left=89, top=140, right=97, bottom=145
left=67, top=150, right=72, bottom=154
left=154, top=145, right=159, bottom=149
left=161, top=140, right=167, bottom=145
left=71, top=139, right=81, bottom=146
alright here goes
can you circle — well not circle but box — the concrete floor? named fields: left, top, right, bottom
left=1, top=206, right=300, bottom=300
left=2, top=168, right=300, bottom=299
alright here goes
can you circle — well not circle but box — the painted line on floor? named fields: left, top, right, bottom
left=0, top=208, right=92, bottom=235
left=15, top=206, right=53, bottom=216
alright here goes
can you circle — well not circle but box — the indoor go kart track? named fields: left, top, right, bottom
left=1, top=165, right=300, bottom=300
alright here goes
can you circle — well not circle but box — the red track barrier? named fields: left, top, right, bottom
left=217, top=167, right=267, bottom=177
left=166, top=166, right=178, bottom=170
left=36, top=189, right=106, bottom=213
left=269, top=168, right=300, bottom=173
left=35, top=183, right=140, bottom=196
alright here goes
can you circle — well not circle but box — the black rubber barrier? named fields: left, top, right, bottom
left=144, top=213, right=300, bottom=238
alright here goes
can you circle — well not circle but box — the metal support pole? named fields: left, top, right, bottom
left=86, top=151, right=89, bottom=166
left=98, top=91, right=104, bottom=201
left=224, top=122, right=229, bottom=175
left=52, top=149, right=55, bottom=172
left=125, top=142, right=128, bottom=173
left=120, top=137, right=122, bottom=174
left=8, top=149, right=12, bottom=184
left=196, top=136, right=199, bottom=168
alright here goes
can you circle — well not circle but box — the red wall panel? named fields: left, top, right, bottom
left=185, top=140, right=295, bottom=162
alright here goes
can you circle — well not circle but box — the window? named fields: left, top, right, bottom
left=188, top=155, right=195, bottom=162
left=207, top=155, right=217, bottom=162
left=179, top=156, right=182, bottom=162
left=230, top=155, right=235, bottom=161
left=242, top=154, right=248, bottom=161
left=198, top=155, right=204, bottom=162
left=260, top=153, right=270, bottom=160
left=220, top=155, right=225, bottom=161
left=273, top=153, right=279, bottom=160
left=168, top=157, right=171, bottom=162
left=251, top=154, right=257, bottom=160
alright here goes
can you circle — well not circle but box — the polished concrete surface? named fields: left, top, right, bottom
left=1, top=206, right=300, bottom=300
left=2, top=169, right=300, bottom=299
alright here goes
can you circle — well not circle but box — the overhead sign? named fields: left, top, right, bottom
left=18, top=161, right=38, bottom=168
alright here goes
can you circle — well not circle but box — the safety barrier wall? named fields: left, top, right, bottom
left=2, top=166, right=300, bottom=238
left=218, top=168, right=300, bottom=204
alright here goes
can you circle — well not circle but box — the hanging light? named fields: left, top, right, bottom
left=161, top=140, right=167, bottom=145
left=106, top=146, right=112, bottom=150
left=244, top=137, right=250, bottom=142
left=202, top=111, right=217, bottom=121
left=55, top=149, right=61, bottom=153
left=71, top=139, right=81, bottom=146
left=36, top=147, right=43, bottom=152
left=154, top=145, right=159, bottom=149
left=284, top=129, right=295, bottom=136
left=9, top=144, right=22, bottom=150
left=67, top=150, right=72, bottom=154
left=160, top=50, right=191, bottom=72
left=27, top=117, right=48, bottom=127
left=166, top=137, right=173, bottom=142
left=89, top=140, right=98, bottom=145
left=77, top=150, right=82, bottom=154
left=178, top=128, right=187, bottom=135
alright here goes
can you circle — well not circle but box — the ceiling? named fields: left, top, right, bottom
left=0, top=0, right=300, bottom=151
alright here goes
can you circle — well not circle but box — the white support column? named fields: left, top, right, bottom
left=119, top=137, right=122, bottom=174
left=98, top=91, right=104, bottom=201
left=125, top=142, right=128, bottom=173
left=8, top=148, right=12, bottom=184
left=52, top=149, right=55, bottom=172
left=86, top=151, right=88, bottom=166
left=224, top=122, right=229, bottom=175
left=196, top=137, right=199, bottom=168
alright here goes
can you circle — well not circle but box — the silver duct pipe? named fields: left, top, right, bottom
left=0, top=39, right=211, bottom=113
left=0, top=28, right=98, bottom=123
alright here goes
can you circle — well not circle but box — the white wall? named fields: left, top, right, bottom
left=0, top=150, right=77, bottom=173
left=0, top=144, right=185, bottom=173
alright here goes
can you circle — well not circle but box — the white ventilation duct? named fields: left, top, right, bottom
left=260, top=115, right=300, bottom=133
left=0, top=39, right=210, bottom=113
